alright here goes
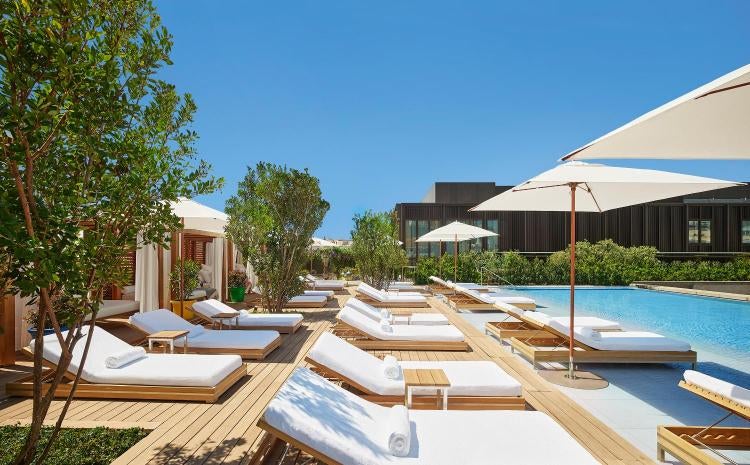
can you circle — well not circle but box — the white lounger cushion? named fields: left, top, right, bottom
left=289, top=295, right=327, bottom=304
left=193, top=299, right=303, bottom=328
left=263, top=367, right=598, bottom=465
left=358, top=283, right=427, bottom=303
left=347, top=298, right=449, bottom=326
left=485, top=294, right=536, bottom=306
left=684, top=370, right=750, bottom=409
left=557, top=323, right=691, bottom=352
left=308, top=333, right=520, bottom=397
left=84, top=299, right=141, bottom=321
left=304, top=290, right=334, bottom=298
left=525, top=311, right=621, bottom=331
left=31, top=327, right=241, bottom=387
left=306, top=275, right=345, bottom=288
left=453, top=286, right=495, bottom=304
left=130, top=309, right=280, bottom=349
left=428, top=276, right=452, bottom=288
left=338, top=307, right=464, bottom=342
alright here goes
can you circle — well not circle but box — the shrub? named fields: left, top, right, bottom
left=169, top=259, right=201, bottom=300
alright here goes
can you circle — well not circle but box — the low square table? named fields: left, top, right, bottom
left=147, top=330, right=189, bottom=354
left=211, top=312, right=240, bottom=330
left=403, top=368, right=451, bottom=410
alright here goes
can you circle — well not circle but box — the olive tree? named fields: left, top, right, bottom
left=350, top=210, right=407, bottom=289
left=225, top=163, right=329, bottom=312
left=0, top=1, right=219, bottom=463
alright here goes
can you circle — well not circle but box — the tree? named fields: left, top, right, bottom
left=350, top=210, right=406, bottom=289
left=225, top=163, right=329, bottom=312
left=0, top=1, right=220, bottom=463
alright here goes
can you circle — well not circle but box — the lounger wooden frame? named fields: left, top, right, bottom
left=5, top=356, right=247, bottom=403
left=447, top=288, right=536, bottom=311
left=354, top=292, right=430, bottom=308
left=252, top=420, right=342, bottom=465
left=657, top=380, right=750, bottom=465
left=193, top=311, right=304, bottom=334
left=507, top=331, right=697, bottom=369
left=305, top=357, right=525, bottom=410
left=332, top=322, right=470, bottom=351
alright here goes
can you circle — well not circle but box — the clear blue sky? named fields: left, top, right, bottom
left=155, top=1, right=750, bottom=238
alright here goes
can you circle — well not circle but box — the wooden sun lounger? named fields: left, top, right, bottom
left=5, top=350, right=247, bottom=403
left=657, top=380, right=750, bottom=465
left=121, top=320, right=283, bottom=360
left=506, top=329, right=697, bottom=369
left=485, top=320, right=560, bottom=341
left=447, top=288, right=535, bottom=311
left=305, top=356, right=525, bottom=410
left=354, top=292, right=430, bottom=308
left=193, top=310, right=303, bottom=334
left=247, top=291, right=329, bottom=309
left=331, top=323, right=470, bottom=351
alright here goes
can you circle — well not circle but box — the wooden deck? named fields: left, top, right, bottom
left=0, top=290, right=655, bottom=465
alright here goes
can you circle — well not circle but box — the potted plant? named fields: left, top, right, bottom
left=170, top=259, right=201, bottom=319
left=227, top=270, right=247, bottom=303
left=25, top=292, right=77, bottom=338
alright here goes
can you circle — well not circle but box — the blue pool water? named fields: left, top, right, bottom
left=495, top=286, right=750, bottom=380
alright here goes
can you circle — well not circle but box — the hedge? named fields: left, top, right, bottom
left=413, top=239, right=750, bottom=286
left=1, top=426, right=149, bottom=465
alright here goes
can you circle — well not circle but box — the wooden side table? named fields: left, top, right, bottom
left=403, top=368, right=451, bottom=410
left=211, top=312, right=240, bottom=330
left=147, top=330, right=189, bottom=354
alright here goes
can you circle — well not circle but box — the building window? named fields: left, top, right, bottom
left=429, top=220, right=441, bottom=256
left=688, top=219, right=711, bottom=245
left=743, top=221, right=750, bottom=245
left=417, top=220, right=429, bottom=258
left=486, top=219, right=499, bottom=251
left=405, top=220, right=416, bottom=259
left=471, top=219, right=483, bottom=251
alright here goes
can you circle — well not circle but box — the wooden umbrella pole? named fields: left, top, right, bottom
left=179, top=218, right=185, bottom=319
left=568, top=183, right=577, bottom=379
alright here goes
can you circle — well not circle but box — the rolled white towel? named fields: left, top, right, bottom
left=578, top=326, right=601, bottom=340
left=105, top=347, right=147, bottom=369
left=380, top=319, right=393, bottom=333
left=380, top=308, right=391, bottom=320
left=382, top=355, right=401, bottom=380
left=239, top=309, right=250, bottom=316
left=384, top=404, right=411, bottom=457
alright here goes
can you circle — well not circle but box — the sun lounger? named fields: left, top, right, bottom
left=128, top=309, right=281, bottom=359
left=447, top=285, right=536, bottom=310
left=355, top=283, right=429, bottom=308
left=254, top=367, right=599, bottom=465
left=333, top=307, right=468, bottom=351
left=5, top=326, right=245, bottom=402
left=658, top=370, right=750, bottom=465
left=347, top=297, right=449, bottom=326
left=286, top=294, right=328, bottom=307
left=303, top=289, right=335, bottom=300
left=305, top=333, right=524, bottom=409
left=192, top=299, right=303, bottom=333
left=83, top=299, right=141, bottom=322
left=304, top=274, right=345, bottom=290
left=486, top=304, right=621, bottom=340
left=508, top=319, right=696, bottom=368
left=387, top=281, right=429, bottom=293
left=428, top=276, right=455, bottom=294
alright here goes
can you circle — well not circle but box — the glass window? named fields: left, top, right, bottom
left=743, top=221, right=750, bottom=244
left=688, top=220, right=699, bottom=244
left=429, top=220, right=441, bottom=256
left=471, top=219, right=483, bottom=251
left=405, top=220, right=416, bottom=259
left=486, top=219, right=499, bottom=251
left=700, top=220, right=711, bottom=244
left=417, top=220, right=429, bottom=257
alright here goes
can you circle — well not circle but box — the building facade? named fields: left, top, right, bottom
left=395, top=182, right=750, bottom=264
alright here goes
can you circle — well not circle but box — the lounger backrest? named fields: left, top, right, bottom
left=429, top=276, right=450, bottom=287
left=129, top=308, right=198, bottom=335
left=454, top=286, right=493, bottom=304
left=346, top=298, right=383, bottom=322
left=307, top=333, right=391, bottom=394
left=684, top=370, right=750, bottom=411
left=337, top=307, right=387, bottom=337
left=30, top=326, right=132, bottom=381
left=493, top=301, right=524, bottom=318
left=523, top=310, right=550, bottom=326
left=357, top=282, right=384, bottom=300
left=192, top=299, right=239, bottom=318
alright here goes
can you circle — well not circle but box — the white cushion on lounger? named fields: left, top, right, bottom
left=684, top=370, right=750, bottom=409
left=492, top=301, right=525, bottom=318
left=560, top=323, right=691, bottom=352
left=526, top=311, right=621, bottom=330
left=31, top=326, right=241, bottom=387
left=453, top=286, right=494, bottom=304
left=130, top=308, right=279, bottom=349
left=289, top=295, right=327, bottom=304
left=429, top=276, right=452, bottom=288
left=304, top=290, right=334, bottom=298
left=308, top=333, right=520, bottom=397
left=262, top=367, right=599, bottom=465
left=338, top=307, right=464, bottom=342
left=193, top=299, right=303, bottom=328
left=485, top=294, right=535, bottom=306
left=347, top=298, right=449, bottom=326
left=84, top=299, right=141, bottom=321
left=357, top=283, right=427, bottom=303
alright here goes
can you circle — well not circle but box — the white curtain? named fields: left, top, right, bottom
left=212, top=237, right=224, bottom=300
left=135, top=234, right=159, bottom=312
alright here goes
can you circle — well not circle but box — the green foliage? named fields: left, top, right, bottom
left=412, top=239, right=750, bottom=285
left=0, top=426, right=148, bottom=465
left=309, top=247, right=354, bottom=277
left=225, top=162, right=329, bottom=312
left=169, top=260, right=201, bottom=300
left=227, top=270, right=247, bottom=288
left=350, top=211, right=407, bottom=289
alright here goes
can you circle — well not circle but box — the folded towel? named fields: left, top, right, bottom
left=578, top=326, right=601, bottom=340
left=384, top=405, right=411, bottom=456
left=380, top=319, right=393, bottom=333
left=382, top=355, right=401, bottom=380
left=239, top=309, right=250, bottom=316
left=105, top=347, right=147, bottom=369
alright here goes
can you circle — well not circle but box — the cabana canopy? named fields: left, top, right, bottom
left=562, top=64, right=750, bottom=160
left=170, top=198, right=228, bottom=235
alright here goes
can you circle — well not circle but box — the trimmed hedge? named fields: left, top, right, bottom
left=414, top=239, right=750, bottom=286
left=1, top=426, right=148, bottom=465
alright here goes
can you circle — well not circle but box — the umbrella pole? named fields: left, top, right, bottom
left=179, top=218, right=185, bottom=319
left=568, top=184, right=577, bottom=379
left=453, top=234, right=458, bottom=282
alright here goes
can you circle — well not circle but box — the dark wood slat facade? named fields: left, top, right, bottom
left=396, top=182, right=750, bottom=263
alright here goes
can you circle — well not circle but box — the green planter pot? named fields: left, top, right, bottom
left=229, top=287, right=246, bottom=303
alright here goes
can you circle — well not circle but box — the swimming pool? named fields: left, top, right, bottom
left=479, top=286, right=750, bottom=381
